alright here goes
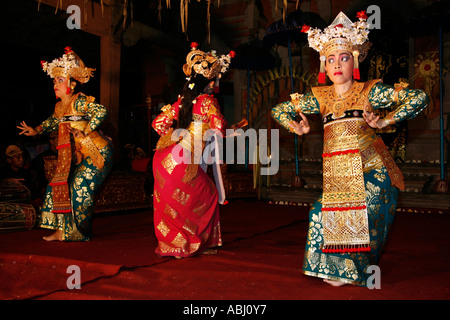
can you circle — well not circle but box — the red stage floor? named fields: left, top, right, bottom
left=1, top=199, right=449, bottom=304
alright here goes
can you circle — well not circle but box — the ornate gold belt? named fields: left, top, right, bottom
left=321, top=118, right=371, bottom=253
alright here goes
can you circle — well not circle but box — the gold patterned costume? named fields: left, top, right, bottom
left=37, top=48, right=113, bottom=241
left=273, top=78, right=428, bottom=285
left=272, top=11, right=429, bottom=285
left=151, top=43, right=233, bottom=257
left=152, top=94, right=227, bottom=257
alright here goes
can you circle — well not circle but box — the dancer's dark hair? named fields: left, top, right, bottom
left=177, top=74, right=212, bottom=129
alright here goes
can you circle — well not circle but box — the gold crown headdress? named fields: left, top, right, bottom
left=302, top=11, right=370, bottom=83
left=183, top=42, right=235, bottom=80
left=41, top=47, right=95, bottom=85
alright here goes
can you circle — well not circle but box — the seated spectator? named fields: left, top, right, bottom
left=0, top=145, right=33, bottom=190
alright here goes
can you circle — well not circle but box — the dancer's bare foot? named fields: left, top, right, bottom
left=323, top=279, right=346, bottom=287
left=43, top=230, right=63, bottom=241
left=173, top=248, right=217, bottom=259
left=201, top=248, right=218, bottom=255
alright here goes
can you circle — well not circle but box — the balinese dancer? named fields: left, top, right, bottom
left=17, top=47, right=113, bottom=241
left=271, top=12, right=429, bottom=286
left=152, top=43, right=235, bottom=258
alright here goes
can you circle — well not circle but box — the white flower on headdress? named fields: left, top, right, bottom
left=43, top=53, right=79, bottom=77
left=188, top=83, right=195, bottom=90
left=302, top=11, right=370, bottom=54
left=40, top=46, right=94, bottom=83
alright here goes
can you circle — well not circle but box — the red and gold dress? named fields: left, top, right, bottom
left=152, top=94, right=227, bottom=257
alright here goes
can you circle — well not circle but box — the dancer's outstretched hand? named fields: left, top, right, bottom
left=17, top=121, right=38, bottom=136
left=288, top=112, right=310, bottom=136
left=363, top=105, right=388, bottom=129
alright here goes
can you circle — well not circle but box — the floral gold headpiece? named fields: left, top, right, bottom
left=183, top=42, right=235, bottom=80
left=302, top=11, right=371, bottom=83
left=41, top=46, right=95, bottom=84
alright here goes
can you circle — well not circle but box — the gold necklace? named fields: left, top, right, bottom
left=56, top=94, right=77, bottom=119
left=332, top=81, right=354, bottom=100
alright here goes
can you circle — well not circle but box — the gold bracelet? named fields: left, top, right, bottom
left=393, top=82, right=409, bottom=102
left=381, top=119, right=390, bottom=128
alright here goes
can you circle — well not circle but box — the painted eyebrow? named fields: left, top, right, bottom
left=327, top=53, right=351, bottom=59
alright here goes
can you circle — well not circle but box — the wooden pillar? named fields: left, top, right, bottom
left=100, top=35, right=121, bottom=153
